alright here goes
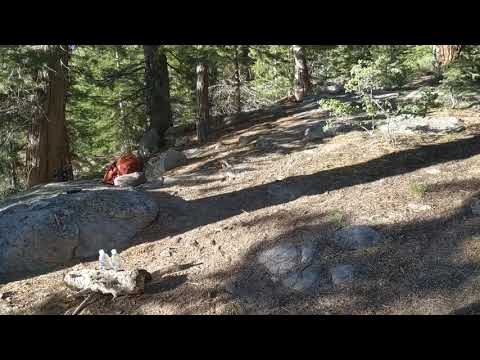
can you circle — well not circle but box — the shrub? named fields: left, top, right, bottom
left=409, top=183, right=430, bottom=198
left=318, top=98, right=360, bottom=117
left=396, top=87, right=439, bottom=117
left=345, top=55, right=405, bottom=117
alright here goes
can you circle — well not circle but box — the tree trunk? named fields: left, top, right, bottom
left=240, top=45, right=253, bottom=82
left=196, top=63, right=210, bottom=143
left=233, top=46, right=242, bottom=113
left=26, top=45, right=72, bottom=187
left=143, top=45, right=172, bottom=142
left=8, top=141, right=18, bottom=189
left=433, top=45, right=464, bottom=68
left=292, top=45, right=311, bottom=102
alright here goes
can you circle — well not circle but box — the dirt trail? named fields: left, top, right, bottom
left=2, top=98, right=480, bottom=315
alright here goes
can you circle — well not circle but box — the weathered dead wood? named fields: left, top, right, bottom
left=71, top=293, right=99, bottom=315
left=64, top=268, right=152, bottom=299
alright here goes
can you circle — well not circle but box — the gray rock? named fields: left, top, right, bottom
left=257, top=242, right=321, bottom=293
left=318, top=83, right=344, bottom=94
left=139, top=129, right=161, bottom=158
left=239, top=134, right=256, bottom=145
left=258, top=243, right=299, bottom=276
left=113, top=172, right=147, bottom=187
left=175, top=137, right=188, bottom=147
left=334, top=225, right=382, bottom=250
left=471, top=199, right=480, bottom=216
left=145, top=149, right=187, bottom=180
left=424, top=167, right=442, bottom=175
left=183, top=148, right=200, bottom=159
left=304, top=121, right=352, bottom=140
left=281, top=267, right=322, bottom=293
left=323, top=123, right=352, bottom=137
left=138, top=178, right=165, bottom=190
left=304, top=124, right=326, bottom=140
left=255, top=136, right=275, bottom=151
left=0, top=181, right=159, bottom=278
left=330, top=265, right=354, bottom=287
left=378, top=116, right=465, bottom=135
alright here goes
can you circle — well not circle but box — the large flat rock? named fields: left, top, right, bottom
left=257, top=241, right=325, bottom=293
left=0, top=181, right=159, bottom=280
left=379, top=116, right=465, bottom=135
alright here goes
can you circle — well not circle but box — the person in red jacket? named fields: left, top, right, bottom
left=103, top=153, right=143, bottom=185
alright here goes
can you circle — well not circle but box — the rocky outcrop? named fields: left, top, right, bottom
left=0, top=181, right=158, bottom=280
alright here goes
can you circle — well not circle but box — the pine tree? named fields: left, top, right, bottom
left=143, top=45, right=172, bottom=141
left=26, top=45, right=72, bottom=187
left=196, top=62, right=209, bottom=143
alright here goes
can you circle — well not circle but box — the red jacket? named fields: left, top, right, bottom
left=103, top=154, right=143, bottom=185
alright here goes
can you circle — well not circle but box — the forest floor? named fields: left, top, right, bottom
left=3, top=91, right=480, bottom=315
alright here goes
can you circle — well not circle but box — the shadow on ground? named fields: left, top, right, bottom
left=131, top=181, right=480, bottom=314
left=5, top=132, right=480, bottom=285
left=20, top=177, right=480, bottom=315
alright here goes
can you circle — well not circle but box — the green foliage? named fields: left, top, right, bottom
left=249, top=46, right=293, bottom=102
left=68, top=45, right=146, bottom=175
left=318, top=98, right=360, bottom=117
left=346, top=55, right=405, bottom=96
left=437, top=46, right=480, bottom=108
left=325, top=209, right=347, bottom=229
left=345, top=48, right=412, bottom=117
left=401, top=45, right=436, bottom=77
left=396, top=87, right=439, bottom=117
left=409, top=183, right=431, bottom=199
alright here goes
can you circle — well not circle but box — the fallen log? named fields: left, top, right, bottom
left=64, top=268, right=152, bottom=298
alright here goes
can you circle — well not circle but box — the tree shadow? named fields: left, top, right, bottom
left=3, top=131, right=480, bottom=284
left=140, top=133, right=480, bottom=243
left=167, top=183, right=480, bottom=314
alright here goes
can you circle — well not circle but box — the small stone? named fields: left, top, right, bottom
left=192, top=240, right=199, bottom=247
left=304, top=124, right=325, bottom=141
left=424, top=168, right=442, bottom=175
left=145, top=149, right=187, bottom=180
left=0, top=292, right=14, bottom=300
left=408, top=203, right=432, bottom=212
left=282, top=268, right=322, bottom=293
left=114, top=172, right=147, bottom=187
left=334, top=225, right=382, bottom=250
left=330, top=265, right=354, bottom=287
left=255, top=136, right=275, bottom=151
left=211, top=240, right=216, bottom=246
left=471, top=200, right=480, bottom=216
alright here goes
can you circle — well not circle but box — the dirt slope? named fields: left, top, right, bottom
left=2, top=98, right=480, bottom=315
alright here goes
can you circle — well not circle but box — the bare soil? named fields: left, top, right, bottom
left=2, top=102, right=480, bottom=315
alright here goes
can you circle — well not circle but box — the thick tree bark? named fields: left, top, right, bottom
left=196, top=63, right=210, bottom=143
left=433, top=45, right=464, bottom=68
left=143, top=45, right=172, bottom=141
left=233, top=46, right=242, bottom=113
left=292, top=45, right=311, bottom=102
left=26, top=45, right=72, bottom=187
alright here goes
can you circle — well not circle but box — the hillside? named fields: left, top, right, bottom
left=2, top=88, right=480, bottom=315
